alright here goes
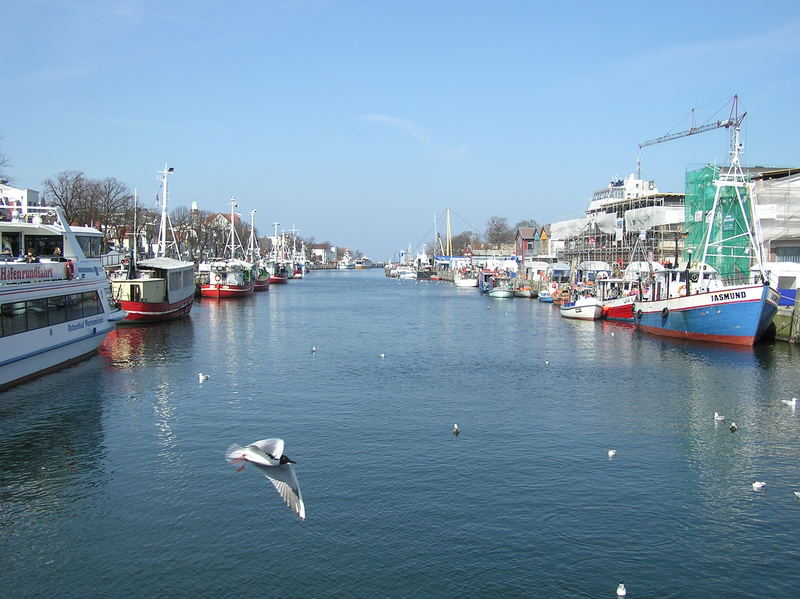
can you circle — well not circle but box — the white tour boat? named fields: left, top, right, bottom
left=0, top=200, right=127, bottom=391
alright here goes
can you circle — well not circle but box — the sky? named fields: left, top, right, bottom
left=3, top=0, right=799, bottom=260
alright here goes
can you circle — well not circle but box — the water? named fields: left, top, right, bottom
left=2, top=269, right=800, bottom=598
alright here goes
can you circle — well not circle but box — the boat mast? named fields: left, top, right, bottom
left=696, top=98, right=764, bottom=280
left=156, top=164, right=179, bottom=259
left=247, top=209, right=258, bottom=262
left=446, top=208, right=453, bottom=257
left=132, top=188, right=139, bottom=263
left=226, top=198, right=239, bottom=259
left=272, top=222, right=280, bottom=262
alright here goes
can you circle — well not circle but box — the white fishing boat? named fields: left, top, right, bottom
left=0, top=198, right=127, bottom=391
left=110, top=165, right=195, bottom=321
left=488, top=275, right=514, bottom=298
left=337, top=248, right=355, bottom=269
left=453, top=269, right=479, bottom=288
left=560, top=291, right=603, bottom=320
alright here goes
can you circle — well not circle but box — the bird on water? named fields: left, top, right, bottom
left=453, top=424, right=460, bottom=435
left=781, top=397, right=797, bottom=407
left=752, top=481, right=766, bottom=491
left=226, top=438, right=305, bottom=520
left=608, top=449, right=616, bottom=458
left=729, top=422, right=738, bottom=433
left=616, top=582, right=626, bottom=597
left=714, top=412, right=725, bottom=421
left=311, top=346, right=316, bottom=354
left=198, top=372, right=209, bottom=383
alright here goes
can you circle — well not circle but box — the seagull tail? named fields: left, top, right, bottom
left=225, top=443, right=246, bottom=462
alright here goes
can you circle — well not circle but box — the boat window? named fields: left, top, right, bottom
left=1, top=302, right=27, bottom=336
left=80, top=291, right=101, bottom=316
left=65, top=294, right=83, bottom=321
left=48, top=296, right=68, bottom=325
left=27, top=298, right=49, bottom=330
left=22, top=235, right=62, bottom=256
left=183, top=269, right=194, bottom=288
left=777, top=276, right=796, bottom=290
left=169, top=271, right=182, bottom=291
left=0, top=291, right=103, bottom=337
left=1, top=233, right=21, bottom=257
left=76, top=235, right=103, bottom=258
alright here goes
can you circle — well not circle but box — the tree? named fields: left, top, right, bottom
left=0, top=139, right=10, bottom=182
left=485, top=216, right=512, bottom=249
left=450, top=230, right=479, bottom=255
left=514, top=219, right=539, bottom=230
left=41, top=170, right=88, bottom=224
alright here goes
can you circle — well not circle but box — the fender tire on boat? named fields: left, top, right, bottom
left=65, top=260, right=74, bottom=280
left=636, top=309, right=642, bottom=319
left=662, top=307, right=669, bottom=319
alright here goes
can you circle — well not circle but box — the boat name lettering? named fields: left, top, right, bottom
left=67, top=316, right=104, bottom=332
left=711, top=291, right=747, bottom=302
left=0, top=265, right=56, bottom=281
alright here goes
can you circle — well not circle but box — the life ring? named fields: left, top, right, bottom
left=677, top=284, right=686, bottom=296
left=661, top=307, right=670, bottom=319
left=65, top=260, right=74, bottom=280
left=214, top=274, right=222, bottom=283
left=690, top=272, right=699, bottom=283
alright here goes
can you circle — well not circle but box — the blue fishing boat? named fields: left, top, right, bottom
left=634, top=102, right=779, bottom=346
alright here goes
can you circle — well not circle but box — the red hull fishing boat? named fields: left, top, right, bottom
left=111, top=165, right=195, bottom=323
left=199, top=199, right=257, bottom=299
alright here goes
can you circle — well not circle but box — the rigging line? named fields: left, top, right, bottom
left=447, top=208, right=482, bottom=236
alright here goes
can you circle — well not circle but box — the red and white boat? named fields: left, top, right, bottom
left=200, top=259, right=256, bottom=298
left=111, top=165, right=195, bottom=323
left=199, top=198, right=257, bottom=299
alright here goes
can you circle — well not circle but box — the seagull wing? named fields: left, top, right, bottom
left=249, top=438, right=284, bottom=460
left=253, top=462, right=305, bottom=520
left=225, top=443, right=246, bottom=462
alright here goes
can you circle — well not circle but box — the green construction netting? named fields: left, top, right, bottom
left=684, top=165, right=754, bottom=281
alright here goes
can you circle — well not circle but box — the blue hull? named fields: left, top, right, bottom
left=635, top=284, right=779, bottom=346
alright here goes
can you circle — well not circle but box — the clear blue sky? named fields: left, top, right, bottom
left=4, top=1, right=799, bottom=260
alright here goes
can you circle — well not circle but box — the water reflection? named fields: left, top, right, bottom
left=0, top=365, right=106, bottom=545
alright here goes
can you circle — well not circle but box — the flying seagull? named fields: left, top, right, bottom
left=198, top=373, right=210, bottom=383
left=226, top=438, right=305, bottom=520
left=794, top=491, right=800, bottom=500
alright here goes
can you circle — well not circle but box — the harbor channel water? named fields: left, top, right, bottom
left=1, top=268, right=799, bottom=598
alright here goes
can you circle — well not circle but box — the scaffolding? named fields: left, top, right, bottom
left=560, top=191, right=685, bottom=272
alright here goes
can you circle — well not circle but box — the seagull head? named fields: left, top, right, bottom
left=279, top=455, right=296, bottom=465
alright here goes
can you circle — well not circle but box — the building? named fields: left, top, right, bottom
left=311, top=244, right=337, bottom=264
